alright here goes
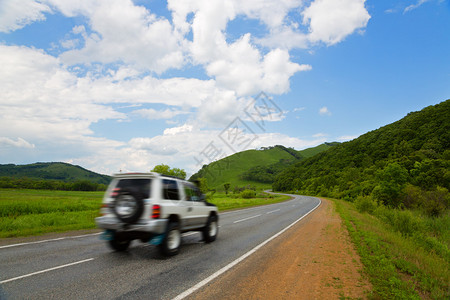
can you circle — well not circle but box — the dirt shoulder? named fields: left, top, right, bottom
left=188, top=198, right=371, bottom=299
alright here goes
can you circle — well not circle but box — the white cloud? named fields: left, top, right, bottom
left=168, top=1, right=313, bottom=96
left=404, top=0, right=432, bottom=13
left=0, top=137, right=35, bottom=149
left=0, top=0, right=52, bottom=33
left=205, top=35, right=311, bottom=96
left=163, top=124, right=194, bottom=135
left=257, top=0, right=370, bottom=49
left=302, top=0, right=371, bottom=46
left=338, top=135, right=359, bottom=141
left=52, top=0, right=185, bottom=73
left=134, top=108, right=189, bottom=120
left=319, top=106, right=331, bottom=116
left=313, top=133, right=327, bottom=138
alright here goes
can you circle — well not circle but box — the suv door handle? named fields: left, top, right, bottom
left=187, top=207, right=193, bottom=212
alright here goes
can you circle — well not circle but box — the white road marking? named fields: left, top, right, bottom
left=173, top=198, right=322, bottom=300
left=266, top=209, right=280, bottom=214
left=0, top=233, right=101, bottom=250
left=233, top=214, right=262, bottom=224
left=0, top=258, right=95, bottom=284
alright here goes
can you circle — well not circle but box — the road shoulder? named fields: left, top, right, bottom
left=188, top=198, right=371, bottom=299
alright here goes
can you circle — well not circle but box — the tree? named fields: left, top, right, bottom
left=224, top=183, right=231, bottom=194
left=197, top=177, right=209, bottom=193
left=151, top=164, right=186, bottom=179
left=372, top=163, right=408, bottom=207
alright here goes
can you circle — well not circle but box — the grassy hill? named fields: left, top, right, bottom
left=190, top=143, right=336, bottom=190
left=273, top=99, right=449, bottom=214
left=0, top=162, right=111, bottom=185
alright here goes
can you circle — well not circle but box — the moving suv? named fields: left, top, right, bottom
left=95, top=173, right=219, bottom=256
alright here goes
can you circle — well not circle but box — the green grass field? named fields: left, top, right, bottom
left=0, top=189, right=291, bottom=238
left=0, top=189, right=103, bottom=238
left=208, top=192, right=291, bottom=211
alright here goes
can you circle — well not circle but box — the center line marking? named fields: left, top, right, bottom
left=0, top=258, right=95, bottom=284
left=233, top=214, right=262, bottom=224
left=266, top=209, right=280, bottom=214
left=0, top=232, right=101, bottom=249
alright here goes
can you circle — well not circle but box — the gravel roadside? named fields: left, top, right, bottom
left=188, top=198, right=371, bottom=299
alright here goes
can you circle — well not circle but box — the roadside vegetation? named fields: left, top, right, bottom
left=207, top=191, right=291, bottom=211
left=333, top=197, right=449, bottom=299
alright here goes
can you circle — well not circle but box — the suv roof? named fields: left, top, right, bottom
left=112, top=172, right=185, bottom=180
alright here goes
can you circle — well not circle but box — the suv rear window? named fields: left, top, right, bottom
left=115, top=179, right=151, bottom=198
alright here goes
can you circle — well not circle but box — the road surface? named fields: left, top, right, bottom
left=0, top=195, right=320, bottom=299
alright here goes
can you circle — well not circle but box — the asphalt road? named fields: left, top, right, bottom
left=0, top=194, right=320, bottom=299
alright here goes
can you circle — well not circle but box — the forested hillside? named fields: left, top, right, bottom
left=273, top=100, right=449, bottom=216
left=190, top=143, right=337, bottom=190
left=0, top=162, right=111, bottom=191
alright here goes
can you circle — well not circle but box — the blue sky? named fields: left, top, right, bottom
left=0, top=0, right=449, bottom=176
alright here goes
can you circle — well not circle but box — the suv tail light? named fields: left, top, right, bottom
left=152, top=205, right=161, bottom=219
left=110, top=188, right=121, bottom=198
left=100, top=203, right=110, bottom=216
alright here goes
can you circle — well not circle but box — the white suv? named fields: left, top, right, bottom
left=95, top=173, right=219, bottom=256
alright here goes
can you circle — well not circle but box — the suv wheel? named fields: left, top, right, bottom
left=112, top=189, right=144, bottom=224
left=160, top=222, right=181, bottom=256
left=202, top=214, right=218, bottom=243
left=109, top=237, right=131, bottom=251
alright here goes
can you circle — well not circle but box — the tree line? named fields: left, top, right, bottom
left=0, top=177, right=107, bottom=191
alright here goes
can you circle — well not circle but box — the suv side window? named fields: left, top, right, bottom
left=183, top=183, right=201, bottom=202
left=162, top=179, right=180, bottom=200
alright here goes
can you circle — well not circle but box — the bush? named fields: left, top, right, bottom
left=240, top=189, right=256, bottom=199
left=355, top=196, right=378, bottom=214
left=374, top=206, right=425, bottom=237
left=402, top=184, right=449, bottom=217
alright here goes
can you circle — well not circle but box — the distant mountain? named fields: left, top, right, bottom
left=0, top=162, right=111, bottom=185
left=190, top=143, right=337, bottom=190
left=273, top=99, right=449, bottom=211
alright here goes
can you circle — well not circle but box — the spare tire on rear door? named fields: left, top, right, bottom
left=112, top=188, right=144, bottom=224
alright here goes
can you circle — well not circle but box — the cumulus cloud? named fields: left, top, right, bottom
left=169, top=0, right=313, bottom=96
left=302, top=0, right=371, bottom=46
left=258, top=0, right=371, bottom=49
left=52, top=0, right=185, bottom=73
left=319, top=106, right=331, bottom=116
left=0, top=0, right=52, bottom=33
left=0, top=137, right=35, bottom=149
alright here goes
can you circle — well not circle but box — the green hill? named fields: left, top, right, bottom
left=0, top=162, right=111, bottom=185
left=190, top=143, right=336, bottom=190
left=273, top=99, right=449, bottom=214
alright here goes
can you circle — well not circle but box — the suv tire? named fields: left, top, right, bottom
left=202, top=214, right=218, bottom=243
left=112, top=189, right=144, bottom=224
left=109, top=237, right=131, bottom=251
left=159, top=222, right=181, bottom=256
